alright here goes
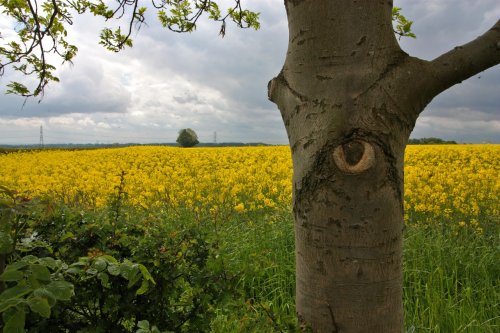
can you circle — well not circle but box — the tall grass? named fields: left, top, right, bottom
left=2, top=191, right=497, bottom=331
left=216, top=208, right=499, bottom=332
left=403, top=225, right=499, bottom=332
left=209, top=209, right=298, bottom=332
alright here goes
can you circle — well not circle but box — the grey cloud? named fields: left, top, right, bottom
left=428, top=70, right=500, bottom=115
left=173, top=91, right=205, bottom=105
left=128, top=1, right=287, bottom=110
left=412, top=112, right=500, bottom=143
left=397, top=0, right=500, bottom=59
left=143, top=100, right=163, bottom=108
left=0, top=61, right=131, bottom=117
left=0, top=0, right=498, bottom=144
left=397, top=0, right=500, bottom=142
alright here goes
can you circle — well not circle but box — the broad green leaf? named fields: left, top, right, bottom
left=20, top=256, right=38, bottom=264
left=0, top=284, right=32, bottom=303
left=70, top=257, right=89, bottom=266
left=30, top=264, right=51, bottom=281
left=97, top=272, right=109, bottom=288
left=33, top=288, right=56, bottom=306
left=107, top=263, right=120, bottom=276
left=0, top=231, right=13, bottom=254
left=65, top=267, right=81, bottom=275
left=27, top=273, right=41, bottom=290
left=137, top=320, right=150, bottom=329
left=3, top=307, right=25, bottom=332
left=101, top=255, right=118, bottom=263
left=0, top=270, right=23, bottom=282
left=0, top=298, right=23, bottom=312
left=127, top=270, right=141, bottom=289
left=92, top=257, right=108, bottom=272
left=38, top=257, right=57, bottom=270
left=45, top=281, right=74, bottom=301
left=119, top=261, right=133, bottom=279
left=28, top=296, right=50, bottom=318
left=86, top=268, right=98, bottom=275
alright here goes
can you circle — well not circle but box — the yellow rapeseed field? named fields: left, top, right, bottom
left=0, top=146, right=293, bottom=212
left=0, top=145, right=498, bottom=230
left=404, top=144, right=499, bottom=233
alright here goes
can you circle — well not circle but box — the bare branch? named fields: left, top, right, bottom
left=427, top=19, right=500, bottom=98
left=1, top=0, right=258, bottom=97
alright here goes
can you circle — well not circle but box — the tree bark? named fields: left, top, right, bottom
left=269, top=1, right=500, bottom=332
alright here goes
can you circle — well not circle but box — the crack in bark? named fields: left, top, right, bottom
left=327, top=302, right=339, bottom=333
left=354, top=50, right=409, bottom=101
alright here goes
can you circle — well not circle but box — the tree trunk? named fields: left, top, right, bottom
left=269, top=1, right=500, bottom=332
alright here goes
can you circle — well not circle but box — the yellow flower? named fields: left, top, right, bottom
left=0, top=144, right=497, bottom=237
left=234, top=203, right=245, bottom=213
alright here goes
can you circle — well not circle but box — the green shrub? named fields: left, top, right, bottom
left=0, top=185, right=236, bottom=332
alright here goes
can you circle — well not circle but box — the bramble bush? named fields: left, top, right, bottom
left=0, top=185, right=237, bottom=332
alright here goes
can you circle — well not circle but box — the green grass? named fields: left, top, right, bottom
left=403, top=225, right=499, bottom=332
left=215, top=209, right=499, bottom=332
left=209, top=209, right=298, bottom=332
left=5, top=191, right=498, bottom=332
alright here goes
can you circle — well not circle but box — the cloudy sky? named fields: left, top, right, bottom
left=0, top=0, right=499, bottom=145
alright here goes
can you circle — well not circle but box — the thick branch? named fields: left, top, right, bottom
left=427, top=19, right=500, bottom=98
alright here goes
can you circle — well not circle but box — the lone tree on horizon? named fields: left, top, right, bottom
left=1, top=1, right=499, bottom=332
left=176, top=128, right=199, bottom=148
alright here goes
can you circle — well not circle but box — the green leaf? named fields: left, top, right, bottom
left=86, top=268, right=98, bottom=275
left=100, top=255, right=118, bottom=263
left=127, top=269, right=141, bottom=289
left=70, top=257, right=89, bottom=266
left=30, top=264, right=51, bottom=281
left=92, top=257, right=108, bottom=272
left=0, top=284, right=32, bottom=303
left=59, top=231, right=75, bottom=242
left=138, top=264, right=155, bottom=283
left=3, top=307, right=25, bottom=332
left=137, top=320, right=150, bottom=329
left=28, top=296, right=51, bottom=318
left=97, top=272, right=110, bottom=288
left=45, top=281, right=74, bottom=301
left=65, top=267, right=81, bottom=275
left=27, top=273, right=41, bottom=290
left=0, top=231, right=13, bottom=254
left=21, top=256, right=39, bottom=264
left=38, top=257, right=57, bottom=270
left=33, top=288, right=56, bottom=307
left=392, top=6, right=416, bottom=39
left=107, top=263, right=120, bottom=276
left=0, top=298, right=23, bottom=313
left=6, top=82, right=30, bottom=96
left=119, top=261, right=133, bottom=279
left=0, top=270, right=23, bottom=282
left=135, top=280, right=149, bottom=296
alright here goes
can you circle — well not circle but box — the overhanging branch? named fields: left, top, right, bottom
left=427, top=19, right=500, bottom=98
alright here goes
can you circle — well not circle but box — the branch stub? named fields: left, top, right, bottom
left=332, top=140, right=375, bottom=175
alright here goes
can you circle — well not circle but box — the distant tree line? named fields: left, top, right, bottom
left=0, top=142, right=273, bottom=152
left=408, top=137, right=457, bottom=145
